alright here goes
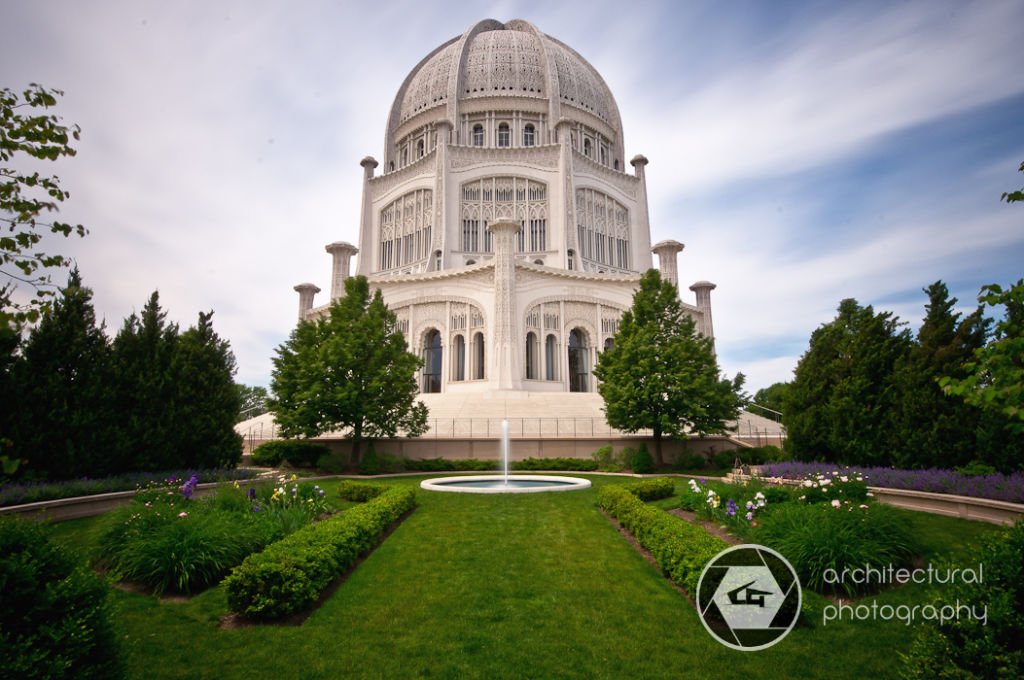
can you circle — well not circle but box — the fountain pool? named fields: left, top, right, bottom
left=419, top=419, right=592, bottom=494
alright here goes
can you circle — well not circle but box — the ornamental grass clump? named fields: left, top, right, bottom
left=96, top=475, right=330, bottom=595
left=752, top=501, right=918, bottom=598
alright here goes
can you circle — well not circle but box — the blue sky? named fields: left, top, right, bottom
left=2, top=0, right=1022, bottom=393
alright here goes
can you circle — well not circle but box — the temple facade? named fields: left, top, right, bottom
left=294, top=18, right=715, bottom=396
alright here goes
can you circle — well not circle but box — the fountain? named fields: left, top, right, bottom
left=419, top=419, right=592, bottom=494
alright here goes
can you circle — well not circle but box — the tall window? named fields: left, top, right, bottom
left=525, top=332, right=537, bottom=380
left=473, top=332, right=485, bottom=380
left=497, top=123, right=510, bottom=147
left=417, top=139, right=425, bottom=158
left=583, top=138, right=592, bottom=157
left=423, top=330, right=442, bottom=393
left=461, top=177, right=546, bottom=253
left=453, top=335, right=466, bottom=381
left=545, top=334, right=557, bottom=380
left=472, top=124, right=484, bottom=146
left=523, top=124, right=535, bottom=147
left=568, top=329, right=588, bottom=392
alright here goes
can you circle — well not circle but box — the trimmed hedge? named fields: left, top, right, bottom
left=1, top=517, right=123, bottom=679
left=513, top=457, right=599, bottom=471
left=251, top=440, right=329, bottom=467
left=599, top=484, right=727, bottom=595
left=337, top=480, right=389, bottom=502
left=223, top=485, right=415, bottom=620
left=620, top=477, right=676, bottom=501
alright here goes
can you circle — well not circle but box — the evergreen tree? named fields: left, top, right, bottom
left=8, top=269, right=113, bottom=478
left=170, top=311, right=242, bottom=468
left=785, top=299, right=912, bottom=465
left=110, top=292, right=179, bottom=471
left=891, top=282, right=988, bottom=469
left=752, top=382, right=790, bottom=415
left=593, top=269, right=745, bottom=466
left=269, top=276, right=428, bottom=464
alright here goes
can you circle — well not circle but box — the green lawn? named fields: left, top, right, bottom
left=47, top=475, right=1000, bottom=680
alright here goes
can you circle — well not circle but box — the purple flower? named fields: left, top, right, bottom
left=247, top=488, right=257, bottom=500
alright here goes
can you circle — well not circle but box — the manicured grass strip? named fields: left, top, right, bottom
left=599, top=484, right=727, bottom=595
left=223, top=485, right=415, bottom=621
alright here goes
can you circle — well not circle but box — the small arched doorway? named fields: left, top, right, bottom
left=422, top=329, right=442, bottom=393
left=568, top=328, right=589, bottom=392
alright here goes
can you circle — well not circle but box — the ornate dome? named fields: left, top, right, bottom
left=385, top=19, right=624, bottom=154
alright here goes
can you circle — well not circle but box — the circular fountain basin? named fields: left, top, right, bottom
left=420, top=475, right=592, bottom=494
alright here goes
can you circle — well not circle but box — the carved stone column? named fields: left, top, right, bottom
left=488, top=219, right=522, bottom=390
left=293, top=283, right=320, bottom=321
left=689, top=280, right=717, bottom=349
left=325, top=241, right=358, bottom=300
left=652, top=239, right=685, bottom=289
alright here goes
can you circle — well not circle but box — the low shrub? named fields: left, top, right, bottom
left=621, top=477, right=675, bottom=501
left=357, top=445, right=380, bottom=475
left=955, top=460, right=1000, bottom=477
left=711, top=451, right=737, bottom=470
left=752, top=502, right=918, bottom=597
left=591, top=444, right=628, bottom=472
left=599, top=485, right=728, bottom=594
left=337, top=480, right=389, bottom=502
left=224, top=485, right=416, bottom=621
left=513, top=457, right=599, bottom=471
left=630, top=444, right=655, bottom=474
left=252, top=440, right=328, bottom=468
left=0, top=517, right=122, bottom=679
left=403, top=458, right=497, bottom=472
left=900, top=520, right=1024, bottom=679
left=672, top=453, right=707, bottom=471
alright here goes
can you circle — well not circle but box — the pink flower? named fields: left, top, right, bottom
left=831, top=499, right=841, bottom=508
left=178, top=511, right=188, bottom=518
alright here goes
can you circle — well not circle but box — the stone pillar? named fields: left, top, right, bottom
left=487, top=219, right=522, bottom=390
left=293, top=283, right=321, bottom=321
left=689, top=280, right=717, bottom=346
left=325, top=241, right=358, bottom=300
left=356, top=156, right=378, bottom=277
left=651, top=239, right=685, bottom=288
left=631, top=154, right=653, bottom=270
left=555, top=117, right=578, bottom=271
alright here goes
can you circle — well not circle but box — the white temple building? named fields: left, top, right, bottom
left=294, top=18, right=717, bottom=402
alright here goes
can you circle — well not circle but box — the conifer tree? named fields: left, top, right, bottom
left=171, top=311, right=242, bottom=468
left=593, top=269, right=744, bottom=466
left=9, top=269, right=113, bottom=478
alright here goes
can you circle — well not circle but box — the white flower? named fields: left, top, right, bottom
left=745, top=512, right=754, bottom=521
left=831, top=499, right=841, bottom=508
left=840, top=476, right=849, bottom=483
left=803, top=480, right=814, bottom=487
left=756, top=500, right=765, bottom=508
left=754, top=491, right=766, bottom=500
left=866, top=492, right=874, bottom=497
left=819, top=478, right=831, bottom=486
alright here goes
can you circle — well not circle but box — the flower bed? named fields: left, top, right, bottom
left=0, top=468, right=260, bottom=507
left=224, top=485, right=416, bottom=621
left=96, top=474, right=330, bottom=595
left=599, top=484, right=727, bottom=595
left=761, top=462, right=1024, bottom=503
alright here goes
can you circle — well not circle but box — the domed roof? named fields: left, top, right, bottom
left=386, top=19, right=623, bottom=147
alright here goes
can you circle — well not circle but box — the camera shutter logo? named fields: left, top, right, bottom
left=696, top=544, right=801, bottom=651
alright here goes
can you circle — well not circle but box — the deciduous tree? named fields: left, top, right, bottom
left=269, top=276, right=428, bottom=464
left=593, top=269, right=745, bottom=466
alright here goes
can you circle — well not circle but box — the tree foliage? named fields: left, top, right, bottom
left=1, top=84, right=87, bottom=326
left=752, top=382, right=790, bottom=414
left=236, top=384, right=268, bottom=422
left=269, top=276, right=428, bottom=463
left=785, top=298, right=912, bottom=466
left=1, top=279, right=242, bottom=479
left=941, top=280, right=1024, bottom=435
left=1002, top=160, right=1024, bottom=203
left=593, top=269, right=745, bottom=466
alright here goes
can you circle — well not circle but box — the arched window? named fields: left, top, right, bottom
left=389, top=161, right=395, bottom=172
left=567, top=249, right=575, bottom=271
left=472, top=124, right=484, bottom=146
left=604, top=337, right=614, bottom=351
left=545, top=334, right=557, bottom=381
left=497, top=123, right=510, bottom=147
left=472, top=332, right=485, bottom=380
left=525, top=332, right=537, bottom=380
left=583, top=138, right=592, bottom=157
left=523, top=124, right=535, bottom=147
left=423, top=329, right=442, bottom=393
left=568, top=329, right=588, bottom=392
left=417, top=139, right=425, bottom=158
left=434, top=250, right=442, bottom=271
left=452, top=334, right=466, bottom=381
left=599, top=145, right=607, bottom=165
